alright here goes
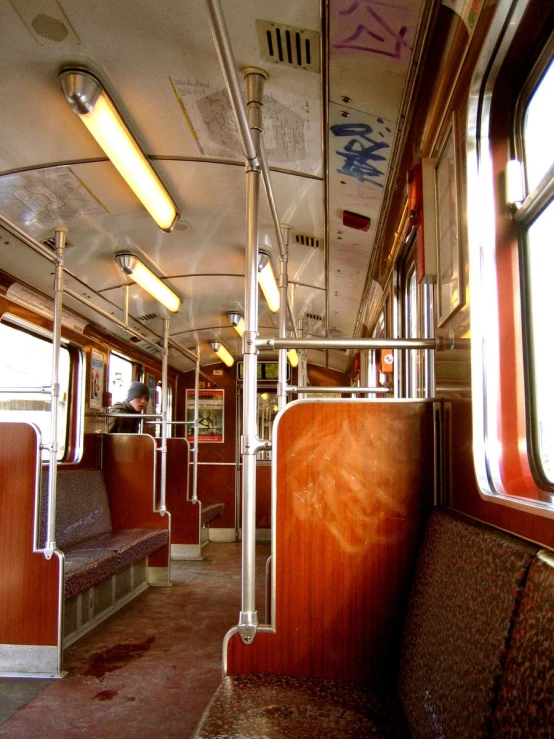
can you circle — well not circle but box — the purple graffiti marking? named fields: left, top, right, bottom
left=331, top=122, right=390, bottom=186
left=334, top=0, right=412, bottom=59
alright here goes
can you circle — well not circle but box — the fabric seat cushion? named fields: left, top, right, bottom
left=71, top=529, right=169, bottom=568
left=64, top=549, right=119, bottom=599
left=191, top=673, right=409, bottom=739
left=201, top=502, right=224, bottom=526
left=491, top=550, right=554, bottom=738
left=398, top=510, right=537, bottom=739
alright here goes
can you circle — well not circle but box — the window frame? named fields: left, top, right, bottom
left=467, top=0, right=554, bottom=516
left=0, top=314, right=84, bottom=463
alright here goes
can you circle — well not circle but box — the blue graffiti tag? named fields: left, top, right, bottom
left=331, top=122, right=390, bottom=186
left=335, top=0, right=412, bottom=59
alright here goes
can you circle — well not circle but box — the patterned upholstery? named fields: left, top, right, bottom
left=491, top=550, right=554, bottom=738
left=73, top=529, right=169, bottom=568
left=40, top=469, right=168, bottom=599
left=191, top=673, right=409, bottom=739
left=64, top=549, right=119, bottom=600
left=40, top=470, right=112, bottom=548
left=397, top=510, right=537, bottom=739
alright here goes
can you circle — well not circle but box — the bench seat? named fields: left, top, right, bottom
left=201, top=502, right=225, bottom=526
left=64, top=549, right=119, bottom=600
left=42, top=469, right=169, bottom=600
left=192, top=673, right=408, bottom=739
left=193, top=510, right=553, bottom=739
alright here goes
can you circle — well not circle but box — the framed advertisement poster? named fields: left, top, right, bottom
left=434, top=117, right=464, bottom=326
left=186, top=389, right=224, bottom=443
left=90, top=350, right=104, bottom=409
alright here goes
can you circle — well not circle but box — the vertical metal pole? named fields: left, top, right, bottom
left=192, top=343, right=200, bottom=504
left=240, top=67, right=266, bottom=645
left=159, top=317, right=169, bottom=514
left=123, top=283, right=130, bottom=325
left=278, top=224, right=290, bottom=410
left=297, top=318, right=307, bottom=399
left=45, top=226, right=67, bottom=559
left=359, top=349, right=370, bottom=398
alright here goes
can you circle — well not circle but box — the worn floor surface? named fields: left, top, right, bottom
left=0, top=542, right=270, bottom=738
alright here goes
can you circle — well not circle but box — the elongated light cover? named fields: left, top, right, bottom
left=116, top=253, right=181, bottom=312
left=227, top=313, right=246, bottom=337
left=60, top=69, right=179, bottom=231
left=258, top=258, right=280, bottom=313
left=211, top=341, right=234, bottom=367
left=287, top=349, right=299, bottom=367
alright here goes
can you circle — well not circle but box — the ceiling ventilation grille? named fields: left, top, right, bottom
left=41, top=236, right=73, bottom=249
left=256, top=20, right=320, bottom=72
left=292, top=231, right=321, bottom=249
left=9, top=0, right=80, bottom=46
left=306, top=313, right=323, bottom=322
left=138, top=313, right=159, bottom=323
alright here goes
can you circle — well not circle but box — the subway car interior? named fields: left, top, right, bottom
left=0, top=0, right=553, bottom=736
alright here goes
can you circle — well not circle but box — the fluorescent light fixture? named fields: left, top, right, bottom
left=287, top=348, right=299, bottom=367
left=227, top=310, right=296, bottom=364
left=226, top=311, right=245, bottom=337
left=258, top=250, right=280, bottom=313
left=115, top=252, right=181, bottom=312
left=210, top=340, right=234, bottom=367
left=59, top=68, right=179, bottom=231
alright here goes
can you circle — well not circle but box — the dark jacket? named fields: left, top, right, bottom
left=108, top=400, right=142, bottom=433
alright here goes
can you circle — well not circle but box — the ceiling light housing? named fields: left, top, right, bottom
left=226, top=311, right=246, bottom=337
left=210, top=340, right=235, bottom=367
left=258, top=250, right=280, bottom=313
left=115, top=252, right=181, bottom=313
left=59, top=67, right=179, bottom=231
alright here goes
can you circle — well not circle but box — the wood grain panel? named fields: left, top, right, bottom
left=448, top=400, right=554, bottom=548
left=0, top=423, right=60, bottom=645
left=196, top=465, right=236, bottom=529
left=227, top=401, right=435, bottom=688
left=102, top=434, right=169, bottom=566
left=163, top=437, right=199, bottom=545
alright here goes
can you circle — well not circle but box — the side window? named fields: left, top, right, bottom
left=468, top=0, right=553, bottom=511
left=108, top=353, right=134, bottom=405
left=0, top=318, right=72, bottom=460
left=517, top=49, right=554, bottom=485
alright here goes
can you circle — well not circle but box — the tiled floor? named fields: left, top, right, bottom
left=0, top=542, right=270, bottom=738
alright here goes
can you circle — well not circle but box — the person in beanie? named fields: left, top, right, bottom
left=108, top=381, right=150, bottom=433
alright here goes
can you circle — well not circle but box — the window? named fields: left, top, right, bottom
left=468, top=0, right=554, bottom=512
left=517, top=49, right=554, bottom=485
left=108, top=352, right=134, bottom=404
left=0, top=318, right=72, bottom=460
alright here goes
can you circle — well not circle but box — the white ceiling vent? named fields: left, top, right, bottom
left=256, top=20, right=320, bottom=73
left=9, top=0, right=80, bottom=46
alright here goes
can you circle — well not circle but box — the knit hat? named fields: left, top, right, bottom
left=127, top=381, right=150, bottom=401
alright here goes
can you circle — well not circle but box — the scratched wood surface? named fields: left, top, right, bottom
left=227, top=400, right=435, bottom=687
left=102, top=433, right=170, bottom=567
left=0, top=422, right=60, bottom=645
left=162, top=437, right=199, bottom=545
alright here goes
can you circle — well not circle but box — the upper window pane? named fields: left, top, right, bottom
left=0, top=321, right=71, bottom=460
left=523, top=58, right=554, bottom=193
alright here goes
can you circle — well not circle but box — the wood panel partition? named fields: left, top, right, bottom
left=163, top=437, right=202, bottom=558
left=226, top=400, right=436, bottom=688
left=0, top=422, right=61, bottom=675
left=102, top=433, right=170, bottom=571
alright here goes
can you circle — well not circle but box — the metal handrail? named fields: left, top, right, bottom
left=258, top=338, right=440, bottom=350
left=0, top=386, right=52, bottom=394
left=286, top=386, right=390, bottom=394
